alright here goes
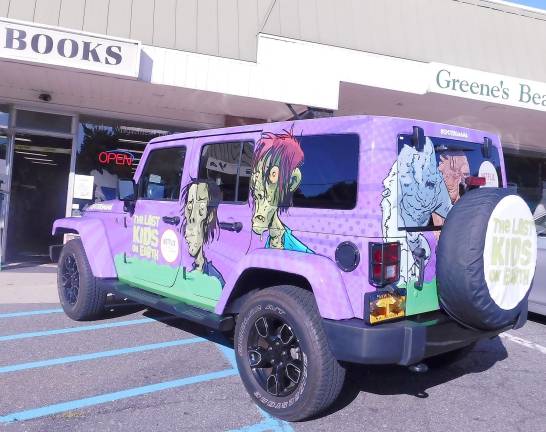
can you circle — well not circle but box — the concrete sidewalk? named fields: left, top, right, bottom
left=0, top=263, right=59, bottom=304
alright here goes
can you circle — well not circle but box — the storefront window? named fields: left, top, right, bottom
left=15, top=110, right=72, bottom=134
left=0, top=105, right=9, bottom=129
left=504, top=153, right=546, bottom=217
left=72, top=117, right=183, bottom=215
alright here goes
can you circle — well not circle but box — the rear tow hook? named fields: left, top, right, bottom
left=408, top=363, right=429, bottom=373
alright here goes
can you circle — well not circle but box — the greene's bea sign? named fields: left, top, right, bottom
left=429, top=63, right=546, bottom=112
left=0, top=18, right=140, bottom=77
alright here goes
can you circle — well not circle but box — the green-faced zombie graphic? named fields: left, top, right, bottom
left=180, top=180, right=225, bottom=286
left=250, top=130, right=313, bottom=253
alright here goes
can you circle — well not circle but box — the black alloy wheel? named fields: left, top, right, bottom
left=247, top=314, right=304, bottom=397
left=234, top=285, right=346, bottom=421
left=57, top=239, right=106, bottom=321
left=61, top=254, right=79, bottom=305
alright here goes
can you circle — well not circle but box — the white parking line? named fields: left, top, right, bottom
left=500, top=333, right=546, bottom=355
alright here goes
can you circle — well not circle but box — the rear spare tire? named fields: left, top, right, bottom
left=437, top=188, right=537, bottom=330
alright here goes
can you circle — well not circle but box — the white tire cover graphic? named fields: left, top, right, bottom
left=483, top=195, right=536, bottom=310
left=437, top=188, right=537, bottom=331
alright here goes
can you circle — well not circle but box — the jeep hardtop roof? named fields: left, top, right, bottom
left=147, top=115, right=500, bottom=148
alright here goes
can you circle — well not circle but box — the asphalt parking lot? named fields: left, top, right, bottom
left=1, top=286, right=546, bottom=431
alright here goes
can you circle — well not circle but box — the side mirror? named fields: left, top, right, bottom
left=412, top=126, right=425, bottom=152
left=118, top=179, right=136, bottom=201
left=118, top=179, right=136, bottom=214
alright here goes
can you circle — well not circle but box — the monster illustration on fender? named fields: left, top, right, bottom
left=381, top=136, right=452, bottom=284
left=250, top=130, right=313, bottom=253
left=180, top=179, right=225, bottom=288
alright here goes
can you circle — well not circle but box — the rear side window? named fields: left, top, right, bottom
left=139, top=147, right=186, bottom=200
left=292, top=134, right=359, bottom=210
left=198, top=141, right=254, bottom=202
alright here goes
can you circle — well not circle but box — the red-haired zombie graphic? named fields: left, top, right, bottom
left=250, top=130, right=313, bottom=253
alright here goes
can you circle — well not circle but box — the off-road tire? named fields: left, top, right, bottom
left=57, top=239, right=106, bottom=321
left=426, top=342, right=476, bottom=368
left=234, top=285, right=346, bottom=421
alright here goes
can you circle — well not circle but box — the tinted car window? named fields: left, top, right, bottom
left=292, top=134, right=359, bottom=210
left=199, top=141, right=254, bottom=202
left=139, top=147, right=186, bottom=200
left=395, top=135, right=503, bottom=230
left=238, top=142, right=254, bottom=202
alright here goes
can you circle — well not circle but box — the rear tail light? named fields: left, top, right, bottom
left=465, top=176, right=486, bottom=187
left=368, top=242, right=400, bottom=287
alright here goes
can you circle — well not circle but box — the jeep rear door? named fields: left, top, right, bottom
left=394, top=130, right=503, bottom=316
left=181, top=134, right=258, bottom=304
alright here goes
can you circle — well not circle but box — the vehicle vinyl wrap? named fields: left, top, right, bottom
left=381, top=127, right=504, bottom=316
left=54, top=116, right=505, bottom=320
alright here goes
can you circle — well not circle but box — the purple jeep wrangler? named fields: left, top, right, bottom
left=53, top=116, right=537, bottom=421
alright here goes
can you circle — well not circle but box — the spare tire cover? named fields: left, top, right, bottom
left=437, top=188, right=537, bottom=331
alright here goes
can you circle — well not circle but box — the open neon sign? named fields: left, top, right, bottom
left=98, top=150, right=134, bottom=166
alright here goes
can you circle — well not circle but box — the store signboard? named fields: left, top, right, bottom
left=429, top=63, right=546, bottom=112
left=0, top=18, right=140, bottom=77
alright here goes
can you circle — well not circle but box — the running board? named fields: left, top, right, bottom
left=105, top=282, right=234, bottom=332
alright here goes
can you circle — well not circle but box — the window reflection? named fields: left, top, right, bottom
left=505, top=154, right=545, bottom=215
left=73, top=117, right=182, bottom=214
left=0, top=105, right=9, bottom=129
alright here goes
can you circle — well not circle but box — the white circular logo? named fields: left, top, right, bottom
left=160, top=229, right=179, bottom=263
left=483, top=195, right=537, bottom=310
left=479, top=161, right=499, bottom=188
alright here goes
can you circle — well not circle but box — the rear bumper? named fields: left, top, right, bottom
left=322, top=309, right=525, bottom=366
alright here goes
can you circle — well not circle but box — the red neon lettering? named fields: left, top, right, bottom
left=98, top=151, right=134, bottom=166
left=98, top=151, right=108, bottom=163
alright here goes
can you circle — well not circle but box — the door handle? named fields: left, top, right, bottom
left=162, top=216, right=180, bottom=225
left=219, top=221, right=243, bottom=233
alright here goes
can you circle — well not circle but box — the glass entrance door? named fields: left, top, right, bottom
left=0, top=106, right=11, bottom=268
left=0, top=131, right=10, bottom=267
left=5, top=134, right=72, bottom=263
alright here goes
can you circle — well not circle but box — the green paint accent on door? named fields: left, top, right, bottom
left=114, top=254, right=222, bottom=311
left=403, top=278, right=440, bottom=316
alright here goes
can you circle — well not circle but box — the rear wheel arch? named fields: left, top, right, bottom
left=223, top=268, right=313, bottom=314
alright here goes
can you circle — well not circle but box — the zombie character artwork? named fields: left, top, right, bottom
left=438, top=153, right=470, bottom=204
left=180, top=180, right=225, bottom=287
left=250, top=130, right=313, bottom=253
left=381, top=137, right=452, bottom=284
left=431, top=152, right=470, bottom=229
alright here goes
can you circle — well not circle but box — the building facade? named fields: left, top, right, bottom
left=0, top=0, right=545, bottom=264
